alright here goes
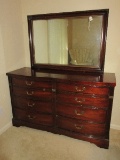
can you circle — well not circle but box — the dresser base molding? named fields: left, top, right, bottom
left=12, top=119, right=54, bottom=133
left=12, top=118, right=109, bottom=149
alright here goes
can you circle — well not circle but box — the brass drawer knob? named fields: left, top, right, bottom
left=75, top=110, right=84, bottom=116
left=26, top=81, right=33, bottom=86
left=75, top=124, right=83, bottom=130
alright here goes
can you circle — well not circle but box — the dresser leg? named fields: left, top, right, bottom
left=12, top=119, right=21, bottom=127
left=95, top=140, right=109, bottom=149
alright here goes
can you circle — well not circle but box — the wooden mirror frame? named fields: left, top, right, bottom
left=27, top=9, right=109, bottom=74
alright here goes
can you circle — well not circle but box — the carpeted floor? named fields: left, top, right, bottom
left=0, top=126, right=120, bottom=160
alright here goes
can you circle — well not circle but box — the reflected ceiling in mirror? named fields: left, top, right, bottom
left=28, top=9, right=109, bottom=73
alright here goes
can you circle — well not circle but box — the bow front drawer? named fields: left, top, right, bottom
left=56, top=94, right=109, bottom=108
left=14, top=108, right=54, bottom=126
left=56, top=104, right=107, bottom=123
left=56, top=116, right=106, bottom=136
left=13, top=97, right=53, bottom=113
left=12, top=77, right=52, bottom=89
left=56, top=82, right=109, bottom=95
left=12, top=87, right=53, bottom=100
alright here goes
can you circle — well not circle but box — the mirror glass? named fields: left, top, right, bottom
left=33, top=16, right=102, bottom=66
left=28, top=10, right=109, bottom=73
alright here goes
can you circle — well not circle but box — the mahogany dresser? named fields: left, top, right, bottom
left=7, top=67, right=116, bottom=149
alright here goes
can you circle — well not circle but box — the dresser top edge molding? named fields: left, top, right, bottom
left=6, top=67, right=116, bottom=87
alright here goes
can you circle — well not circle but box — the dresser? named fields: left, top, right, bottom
left=7, top=67, right=116, bottom=149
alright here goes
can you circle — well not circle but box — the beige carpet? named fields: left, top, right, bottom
left=0, top=126, right=120, bottom=160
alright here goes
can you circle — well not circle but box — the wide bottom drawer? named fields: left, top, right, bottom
left=14, top=108, right=54, bottom=126
left=56, top=116, right=106, bottom=136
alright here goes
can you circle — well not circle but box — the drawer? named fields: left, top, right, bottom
left=12, top=87, right=53, bottom=100
left=56, top=116, right=106, bottom=136
left=56, top=94, right=109, bottom=108
left=12, top=77, right=52, bottom=89
left=56, top=104, right=107, bottom=123
left=13, top=96, right=53, bottom=113
left=14, top=108, right=54, bottom=126
left=56, top=82, right=109, bottom=95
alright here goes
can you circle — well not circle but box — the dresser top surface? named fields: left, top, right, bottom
left=6, top=67, right=116, bottom=86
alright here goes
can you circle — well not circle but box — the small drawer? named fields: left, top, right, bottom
left=12, top=87, right=53, bottom=100
left=13, top=96, right=53, bottom=113
left=56, top=104, right=107, bottom=123
left=56, top=94, right=109, bottom=108
left=56, top=116, right=106, bottom=136
left=12, top=77, right=52, bottom=89
left=14, top=108, right=54, bottom=126
left=56, top=82, right=109, bottom=95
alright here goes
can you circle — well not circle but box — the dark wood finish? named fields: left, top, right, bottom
left=14, top=108, right=54, bottom=126
left=56, top=94, right=109, bottom=107
left=13, top=96, right=53, bottom=113
left=56, top=82, right=110, bottom=95
left=56, top=104, right=107, bottom=123
left=27, top=9, right=109, bottom=74
left=56, top=116, right=106, bottom=136
left=7, top=67, right=116, bottom=149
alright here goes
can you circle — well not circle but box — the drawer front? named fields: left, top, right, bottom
left=12, top=87, right=53, bottom=100
left=56, top=83, right=109, bottom=95
left=14, top=108, right=54, bottom=126
left=56, top=94, right=109, bottom=108
left=56, top=104, right=107, bottom=123
left=13, top=96, right=53, bottom=113
left=56, top=117, right=106, bottom=136
left=12, top=78, right=52, bottom=89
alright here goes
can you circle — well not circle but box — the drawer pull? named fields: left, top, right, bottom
left=75, top=86, right=86, bottom=92
left=28, top=102, right=35, bottom=107
left=27, top=115, right=36, bottom=120
left=52, top=88, right=56, bottom=92
left=75, top=97, right=85, bottom=103
left=26, top=91, right=34, bottom=96
left=26, top=81, right=33, bottom=86
left=75, top=110, right=84, bottom=116
left=75, top=124, right=83, bottom=130
left=43, top=88, right=46, bottom=91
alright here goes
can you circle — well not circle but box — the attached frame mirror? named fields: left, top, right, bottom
left=27, top=9, right=109, bottom=74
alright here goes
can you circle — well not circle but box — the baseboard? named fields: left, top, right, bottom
left=0, top=121, right=12, bottom=135
left=110, top=124, right=120, bottom=130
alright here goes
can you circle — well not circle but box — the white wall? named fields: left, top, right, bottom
left=0, top=0, right=25, bottom=134
left=21, top=0, right=120, bottom=130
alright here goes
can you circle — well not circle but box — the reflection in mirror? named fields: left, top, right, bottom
left=33, top=15, right=102, bottom=67
left=33, top=19, right=68, bottom=64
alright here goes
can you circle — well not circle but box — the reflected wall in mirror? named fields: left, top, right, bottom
left=28, top=9, right=109, bottom=73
